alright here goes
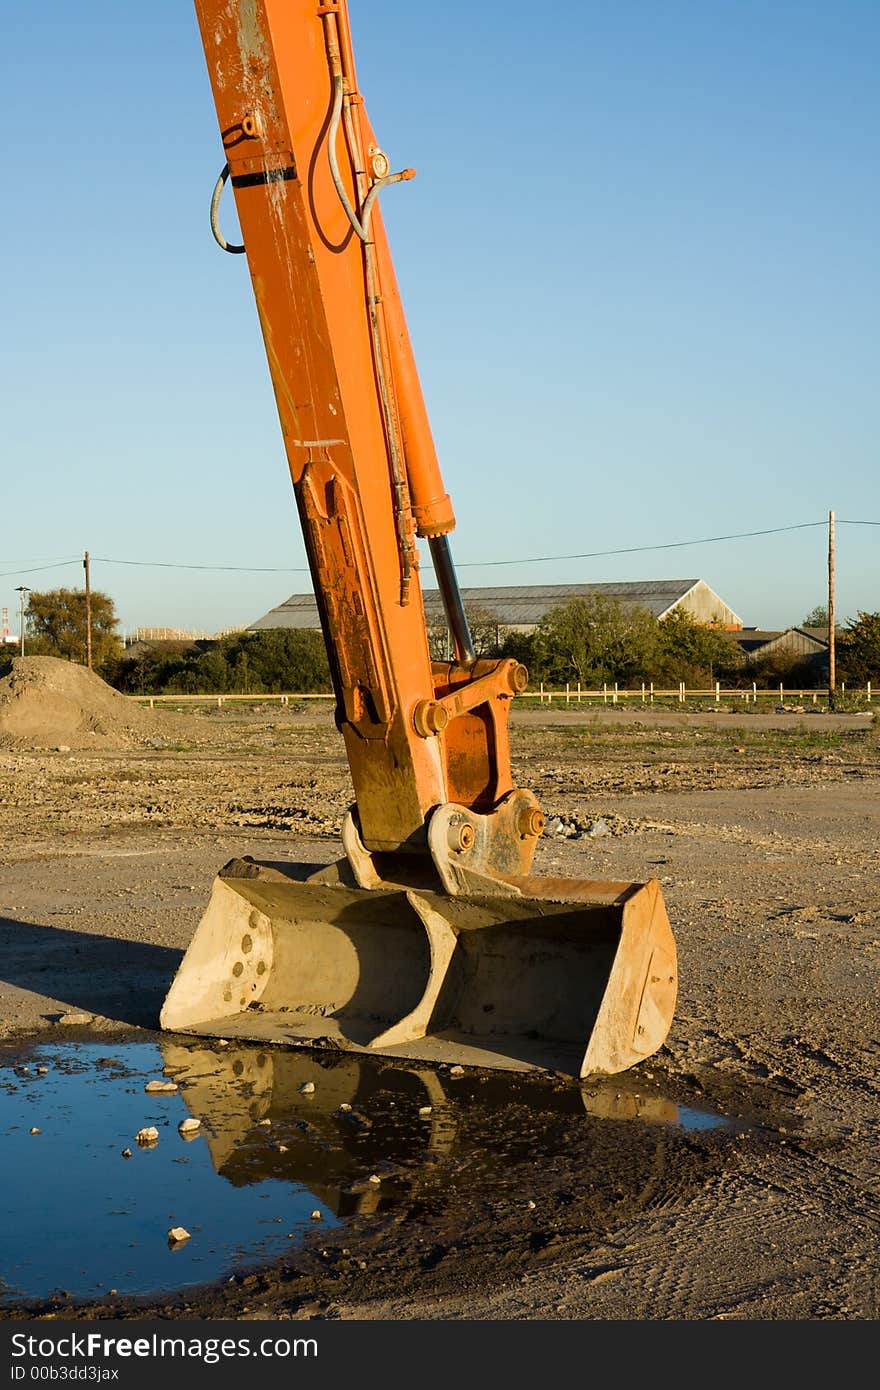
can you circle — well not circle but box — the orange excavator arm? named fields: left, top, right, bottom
left=160, top=0, right=677, bottom=1080
left=195, top=0, right=542, bottom=882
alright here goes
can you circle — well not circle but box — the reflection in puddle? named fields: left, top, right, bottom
left=0, top=1040, right=737, bottom=1305
left=164, top=1043, right=736, bottom=1220
left=677, top=1105, right=733, bottom=1132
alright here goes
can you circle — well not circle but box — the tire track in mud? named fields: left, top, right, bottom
left=604, top=1173, right=787, bottom=1319
left=329, top=1162, right=877, bottom=1320
left=517, top=1160, right=872, bottom=1319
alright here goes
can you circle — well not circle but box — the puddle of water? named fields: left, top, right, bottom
left=0, top=1044, right=337, bottom=1306
left=0, top=1040, right=736, bottom=1306
left=677, top=1105, right=733, bottom=1132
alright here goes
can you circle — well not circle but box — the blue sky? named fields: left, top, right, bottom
left=2, top=1, right=877, bottom=638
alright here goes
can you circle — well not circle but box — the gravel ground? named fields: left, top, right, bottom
left=1, top=699, right=878, bottom=1321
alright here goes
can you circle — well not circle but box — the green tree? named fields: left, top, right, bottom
left=25, top=588, right=121, bottom=670
left=106, top=629, right=332, bottom=696
left=531, top=595, right=658, bottom=685
left=216, top=630, right=330, bottom=692
left=192, top=649, right=230, bottom=693
left=498, top=627, right=536, bottom=672
left=751, top=647, right=826, bottom=689
left=837, top=611, right=880, bottom=684
left=801, top=604, right=829, bottom=628
left=654, top=609, right=744, bottom=684
left=425, top=603, right=506, bottom=662
left=103, top=642, right=206, bottom=694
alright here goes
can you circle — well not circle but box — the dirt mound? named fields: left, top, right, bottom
left=0, top=657, right=192, bottom=750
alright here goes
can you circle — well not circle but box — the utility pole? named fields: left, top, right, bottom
left=15, top=585, right=30, bottom=656
left=83, top=550, right=92, bottom=670
left=827, top=510, right=835, bottom=707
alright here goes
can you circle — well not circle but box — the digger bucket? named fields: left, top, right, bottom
left=160, top=859, right=676, bottom=1079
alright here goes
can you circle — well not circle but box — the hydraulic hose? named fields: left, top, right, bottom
left=324, top=52, right=416, bottom=603
left=327, top=76, right=412, bottom=242
left=210, top=164, right=245, bottom=254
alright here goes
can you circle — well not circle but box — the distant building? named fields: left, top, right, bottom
left=124, top=626, right=244, bottom=645
left=728, top=625, right=831, bottom=676
left=734, top=626, right=829, bottom=660
left=120, top=627, right=245, bottom=664
left=249, top=578, right=743, bottom=634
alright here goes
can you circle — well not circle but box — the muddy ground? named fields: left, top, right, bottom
left=1, top=697, right=878, bottom=1321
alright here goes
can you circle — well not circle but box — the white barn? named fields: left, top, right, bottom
left=249, top=579, right=743, bottom=633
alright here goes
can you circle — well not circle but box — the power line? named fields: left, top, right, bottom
left=4, top=517, right=874, bottom=582
left=453, top=521, right=828, bottom=569
left=0, top=558, right=81, bottom=579
left=88, top=520, right=830, bottom=575
left=93, top=557, right=311, bottom=573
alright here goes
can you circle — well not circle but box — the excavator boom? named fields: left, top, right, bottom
left=160, top=0, right=677, bottom=1079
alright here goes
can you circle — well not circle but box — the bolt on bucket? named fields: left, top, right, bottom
left=160, top=858, right=676, bottom=1078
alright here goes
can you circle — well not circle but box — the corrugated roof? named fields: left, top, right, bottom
left=249, top=579, right=714, bottom=630
left=423, top=582, right=705, bottom=624
left=729, top=630, right=784, bottom=653
left=430, top=581, right=702, bottom=619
